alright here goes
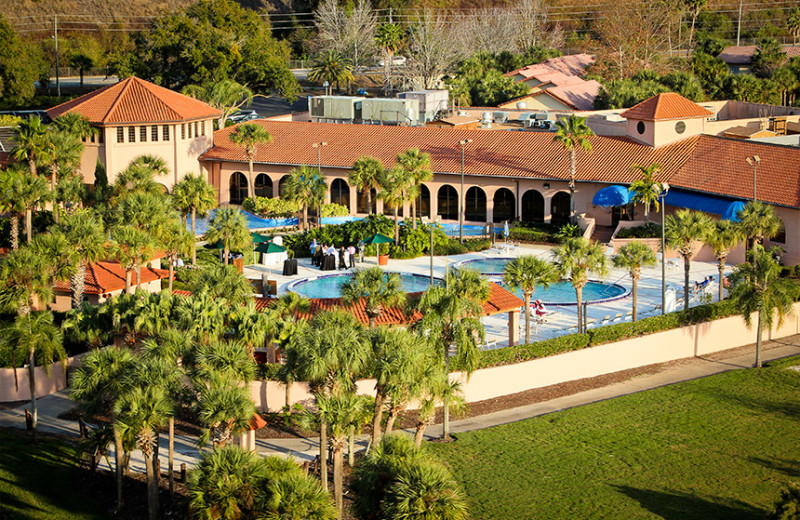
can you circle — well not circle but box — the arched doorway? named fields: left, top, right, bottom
left=521, top=190, right=545, bottom=223
left=229, top=172, right=248, bottom=205
left=254, top=174, right=273, bottom=198
left=551, top=192, right=571, bottom=225
left=465, top=187, right=487, bottom=221
left=278, top=175, right=291, bottom=198
left=493, top=188, right=515, bottom=223
left=357, top=189, right=377, bottom=214
left=415, top=184, right=431, bottom=220
left=437, top=185, right=458, bottom=220
left=330, top=178, right=350, bottom=210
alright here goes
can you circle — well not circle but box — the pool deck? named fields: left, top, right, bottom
left=243, top=243, right=725, bottom=349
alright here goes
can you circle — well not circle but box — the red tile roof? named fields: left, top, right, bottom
left=505, top=54, right=595, bottom=80
left=531, top=80, right=603, bottom=111
left=46, top=77, right=221, bottom=125
left=719, top=45, right=800, bottom=65
left=620, top=93, right=713, bottom=121
left=54, top=261, right=170, bottom=295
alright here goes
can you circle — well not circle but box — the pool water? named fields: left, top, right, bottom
left=505, top=281, right=626, bottom=305
left=188, top=209, right=297, bottom=235
left=459, top=257, right=516, bottom=275
left=289, top=273, right=443, bottom=299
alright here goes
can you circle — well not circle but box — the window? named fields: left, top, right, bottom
left=188, top=124, right=193, bottom=139
left=117, top=127, right=124, bottom=143
left=151, top=126, right=158, bottom=142
left=128, top=127, right=136, bottom=142
left=181, top=124, right=186, bottom=140
left=140, top=126, right=147, bottom=142
left=636, top=121, right=645, bottom=135
left=98, top=131, right=103, bottom=144
left=194, top=122, right=199, bottom=136
left=163, top=125, right=169, bottom=141
left=201, top=121, right=205, bottom=136
left=675, top=121, right=686, bottom=134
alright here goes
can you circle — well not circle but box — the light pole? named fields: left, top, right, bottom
left=660, top=183, right=670, bottom=315
left=312, top=142, right=327, bottom=228
left=323, top=81, right=330, bottom=96
left=458, top=139, right=472, bottom=243
left=430, top=216, right=440, bottom=285
left=52, top=15, right=61, bottom=98
left=746, top=155, right=760, bottom=202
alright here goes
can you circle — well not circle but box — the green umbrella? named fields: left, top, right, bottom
left=363, top=233, right=393, bottom=264
left=254, top=242, right=287, bottom=254
left=251, top=233, right=271, bottom=243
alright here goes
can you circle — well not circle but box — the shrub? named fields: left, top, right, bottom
left=769, top=483, right=800, bottom=520
left=320, top=203, right=349, bottom=217
left=434, top=239, right=468, bottom=256
left=616, top=222, right=662, bottom=239
left=0, top=115, right=21, bottom=126
left=554, top=223, right=582, bottom=242
left=474, top=334, right=591, bottom=369
left=242, top=196, right=300, bottom=218
left=506, top=223, right=559, bottom=244
left=463, top=238, right=491, bottom=252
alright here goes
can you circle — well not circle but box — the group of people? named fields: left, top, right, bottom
left=310, top=238, right=364, bottom=270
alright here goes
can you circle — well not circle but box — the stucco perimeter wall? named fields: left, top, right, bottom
left=249, top=303, right=800, bottom=412
left=0, top=354, right=85, bottom=403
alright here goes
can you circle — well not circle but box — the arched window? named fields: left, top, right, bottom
left=278, top=175, right=291, bottom=198
left=437, top=185, right=458, bottom=220
left=254, top=174, right=273, bottom=198
left=229, top=172, right=248, bottom=205
left=551, top=192, right=571, bottom=225
left=465, top=187, right=487, bottom=221
left=493, top=188, right=515, bottom=223
left=771, top=218, right=787, bottom=244
left=357, top=188, right=377, bottom=214
left=383, top=199, right=404, bottom=217
left=416, top=184, right=431, bottom=220
left=521, top=190, right=545, bottom=223
left=330, top=178, right=350, bottom=210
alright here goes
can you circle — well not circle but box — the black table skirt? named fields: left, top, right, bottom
left=282, top=258, right=298, bottom=276
left=321, top=255, right=337, bottom=271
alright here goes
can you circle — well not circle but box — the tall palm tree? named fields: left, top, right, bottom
left=788, top=7, right=800, bottom=45
left=0, top=311, right=65, bottom=436
left=0, top=246, right=54, bottom=316
left=112, top=157, right=163, bottom=203
left=553, top=237, right=609, bottom=332
left=341, top=267, right=406, bottom=328
left=413, top=372, right=465, bottom=448
left=376, top=23, right=404, bottom=95
left=118, top=191, right=175, bottom=241
left=194, top=371, right=257, bottom=449
left=349, top=156, right=384, bottom=215
left=613, top=242, right=657, bottom=321
left=15, top=172, right=51, bottom=244
left=11, top=116, right=48, bottom=177
left=729, top=246, right=798, bottom=368
left=665, top=209, right=713, bottom=309
left=396, top=148, right=433, bottom=229
left=378, top=167, right=408, bottom=244
left=52, top=112, right=97, bottom=141
left=415, top=268, right=489, bottom=440
left=190, top=340, right=257, bottom=383
left=553, top=115, right=594, bottom=223
left=111, top=225, right=155, bottom=294
left=230, top=302, right=272, bottom=355
left=204, top=208, right=252, bottom=265
left=174, top=291, right=228, bottom=344
left=0, top=167, right=27, bottom=250
left=629, top=164, right=664, bottom=222
left=58, top=209, right=107, bottom=308
left=161, top=219, right=194, bottom=293
left=704, top=220, right=742, bottom=302
left=30, top=231, right=79, bottom=292
left=283, top=165, right=327, bottom=231
left=42, top=128, right=84, bottom=197
left=230, top=123, right=272, bottom=199
left=132, top=292, right=176, bottom=338
left=503, top=256, right=559, bottom=343
left=737, top=201, right=781, bottom=259
left=194, top=263, right=254, bottom=306
left=182, top=79, right=254, bottom=129
left=308, top=50, right=355, bottom=94
left=171, top=173, right=217, bottom=264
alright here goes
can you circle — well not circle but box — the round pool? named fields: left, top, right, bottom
left=288, top=273, right=443, bottom=299
left=455, top=257, right=518, bottom=276
left=503, top=280, right=627, bottom=306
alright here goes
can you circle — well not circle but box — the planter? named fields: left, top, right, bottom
left=378, top=254, right=389, bottom=266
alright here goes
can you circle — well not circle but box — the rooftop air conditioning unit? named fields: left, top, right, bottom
left=493, top=111, right=509, bottom=123
left=457, top=110, right=468, bottom=117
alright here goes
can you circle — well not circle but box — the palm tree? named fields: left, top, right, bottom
left=349, top=156, right=384, bottom=215
left=262, top=471, right=337, bottom=520
left=112, top=157, right=163, bottom=203
left=788, top=7, right=800, bottom=45
left=182, top=79, right=254, bottom=129
left=0, top=167, right=27, bottom=250
left=382, top=460, right=469, bottom=520
left=283, top=165, right=327, bottom=231
left=704, top=220, right=742, bottom=302
left=52, top=112, right=97, bottom=141
left=30, top=231, right=79, bottom=292
left=58, top=209, right=107, bottom=308
left=553, top=115, right=594, bottom=223
left=553, top=237, right=609, bottom=332
left=413, top=371, right=465, bottom=448
left=132, top=292, right=176, bottom=338
left=174, top=291, right=228, bottom=344
left=737, top=201, right=781, bottom=259
left=378, top=167, right=408, bottom=244
left=415, top=268, right=489, bottom=440
left=629, top=164, right=665, bottom=222
left=230, top=123, right=272, bottom=199
left=729, top=246, right=798, bottom=368
left=194, top=371, right=257, bottom=449
left=613, top=242, right=657, bottom=321
left=194, top=263, right=254, bottom=306
left=503, top=256, right=559, bottom=343
left=111, top=225, right=155, bottom=294
left=161, top=219, right=194, bottom=293
left=15, top=172, right=51, bottom=244
left=341, top=267, right=406, bottom=328
left=0, top=311, right=65, bottom=436
left=118, top=191, right=175, bottom=239
left=396, top=148, right=432, bottom=229
left=376, top=23, right=404, bottom=95
left=230, top=302, right=272, bottom=355
left=665, top=209, right=713, bottom=309
left=41, top=128, right=83, bottom=198
left=171, top=173, right=217, bottom=264
left=190, top=340, right=257, bottom=383
left=0, top=246, right=54, bottom=316
left=11, top=116, right=48, bottom=177
left=204, top=208, right=252, bottom=265
left=308, top=50, right=354, bottom=94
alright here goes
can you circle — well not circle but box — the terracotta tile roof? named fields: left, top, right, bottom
left=436, top=115, right=480, bottom=126
left=505, top=54, right=595, bottom=79
left=54, top=261, right=170, bottom=295
left=723, top=126, right=776, bottom=139
left=46, top=77, right=221, bottom=125
left=482, top=283, right=525, bottom=315
left=719, top=45, right=800, bottom=65
left=620, top=93, right=713, bottom=121
left=532, top=81, right=603, bottom=111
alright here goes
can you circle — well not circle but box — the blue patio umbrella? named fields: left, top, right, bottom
left=592, top=185, right=632, bottom=207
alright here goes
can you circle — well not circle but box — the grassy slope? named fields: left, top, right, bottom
left=0, top=430, right=107, bottom=520
left=429, top=356, right=800, bottom=520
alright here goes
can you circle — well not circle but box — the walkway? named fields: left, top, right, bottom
left=1, top=337, right=798, bottom=471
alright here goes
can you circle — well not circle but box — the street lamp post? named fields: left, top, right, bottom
left=458, top=139, right=472, bottom=243
left=312, top=142, right=327, bottom=228
left=660, top=183, right=670, bottom=315
left=429, top=216, right=440, bottom=285
left=746, top=155, right=760, bottom=202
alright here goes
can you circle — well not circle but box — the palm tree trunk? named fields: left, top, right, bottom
left=168, top=418, right=175, bottom=496
left=320, top=421, right=328, bottom=490
left=393, top=207, right=399, bottom=245
left=569, top=147, right=576, bottom=224
left=367, top=190, right=372, bottom=215
left=10, top=215, right=19, bottom=251
left=524, top=292, right=531, bottom=344
left=136, top=265, right=143, bottom=290
left=125, top=270, right=133, bottom=294
left=191, top=208, right=197, bottom=265
left=414, top=422, right=427, bottom=448
left=412, top=198, right=417, bottom=230
left=114, top=426, right=124, bottom=512
left=168, top=256, right=174, bottom=293
left=284, top=379, right=292, bottom=408
left=333, top=441, right=344, bottom=516
left=756, top=311, right=763, bottom=368
left=248, top=159, right=254, bottom=199
left=632, top=278, right=638, bottom=322
left=442, top=356, right=450, bottom=441
left=224, top=247, right=230, bottom=265
left=303, top=206, right=308, bottom=232
left=718, top=257, right=726, bottom=302
left=385, top=408, right=399, bottom=434
left=26, top=207, right=33, bottom=244
left=683, top=255, right=690, bottom=310
left=575, top=286, right=583, bottom=333
left=348, top=425, right=356, bottom=466
left=371, top=390, right=384, bottom=445
left=144, top=447, right=157, bottom=520
left=369, top=316, right=375, bottom=328
left=71, top=260, right=87, bottom=309
left=28, top=350, right=37, bottom=435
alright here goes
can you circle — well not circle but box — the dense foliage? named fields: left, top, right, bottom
left=615, top=222, right=662, bottom=239
left=0, top=14, right=46, bottom=105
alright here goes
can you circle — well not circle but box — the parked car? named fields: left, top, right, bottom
left=226, top=110, right=260, bottom=123
left=378, top=56, right=407, bottom=67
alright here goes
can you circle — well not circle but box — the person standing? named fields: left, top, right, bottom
left=310, top=238, right=318, bottom=257
left=348, top=244, right=356, bottom=268
left=358, top=239, right=365, bottom=263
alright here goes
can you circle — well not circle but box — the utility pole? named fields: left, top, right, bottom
left=736, top=0, right=743, bottom=46
left=458, top=139, right=472, bottom=244
left=54, top=15, right=61, bottom=97
left=389, top=7, right=393, bottom=24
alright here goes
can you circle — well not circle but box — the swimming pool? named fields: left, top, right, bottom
left=455, top=257, right=518, bottom=275
left=188, top=209, right=297, bottom=236
left=287, top=273, right=444, bottom=299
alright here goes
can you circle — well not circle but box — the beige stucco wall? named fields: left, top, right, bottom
left=0, top=353, right=85, bottom=403
left=626, top=117, right=705, bottom=147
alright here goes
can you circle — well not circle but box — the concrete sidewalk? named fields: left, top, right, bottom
left=1, top=338, right=798, bottom=471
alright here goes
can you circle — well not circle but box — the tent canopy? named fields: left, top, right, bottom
left=664, top=189, right=746, bottom=222
left=593, top=185, right=632, bottom=207
left=255, top=242, right=286, bottom=253
left=364, top=233, right=393, bottom=244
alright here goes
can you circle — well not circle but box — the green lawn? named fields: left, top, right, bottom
left=429, top=356, right=800, bottom=520
left=0, top=430, right=108, bottom=520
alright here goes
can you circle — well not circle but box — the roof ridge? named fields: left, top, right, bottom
left=135, top=79, right=183, bottom=121
left=104, top=77, right=135, bottom=123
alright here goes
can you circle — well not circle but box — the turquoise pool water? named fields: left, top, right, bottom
left=458, top=257, right=517, bottom=275
left=288, top=273, right=443, bottom=299
left=505, top=281, right=626, bottom=305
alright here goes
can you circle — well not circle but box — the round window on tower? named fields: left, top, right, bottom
left=675, top=121, right=686, bottom=134
left=637, top=121, right=645, bottom=135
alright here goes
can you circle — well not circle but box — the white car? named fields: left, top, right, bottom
left=378, top=56, right=407, bottom=67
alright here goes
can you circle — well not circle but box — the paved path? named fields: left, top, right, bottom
left=1, top=338, right=798, bottom=471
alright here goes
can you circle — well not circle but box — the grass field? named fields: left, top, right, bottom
left=0, top=430, right=107, bottom=520
left=429, top=356, right=800, bottom=520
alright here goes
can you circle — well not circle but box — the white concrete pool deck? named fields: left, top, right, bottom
left=243, top=243, right=726, bottom=348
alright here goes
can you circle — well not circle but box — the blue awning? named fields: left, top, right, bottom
left=592, top=185, right=631, bottom=207
left=664, top=189, right=745, bottom=222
